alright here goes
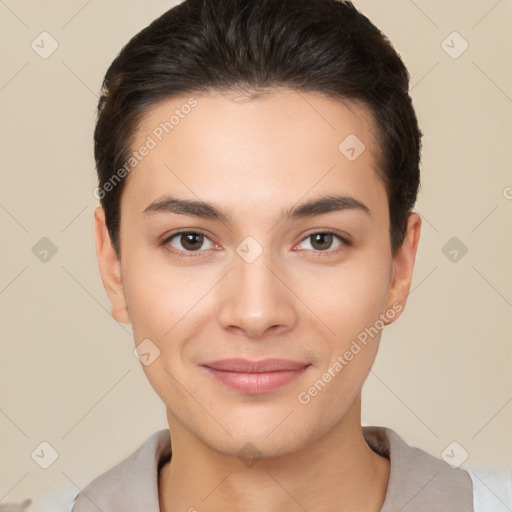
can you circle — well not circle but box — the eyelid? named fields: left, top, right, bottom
left=293, top=230, right=351, bottom=255
left=299, top=228, right=352, bottom=245
left=161, top=229, right=217, bottom=256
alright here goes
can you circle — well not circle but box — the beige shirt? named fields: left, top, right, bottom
left=71, top=426, right=473, bottom=511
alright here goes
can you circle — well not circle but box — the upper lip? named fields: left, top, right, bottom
left=201, top=358, right=310, bottom=373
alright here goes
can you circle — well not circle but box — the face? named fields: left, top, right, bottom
left=95, top=89, right=420, bottom=457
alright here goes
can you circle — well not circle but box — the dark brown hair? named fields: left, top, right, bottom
left=94, top=0, right=422, bottom=256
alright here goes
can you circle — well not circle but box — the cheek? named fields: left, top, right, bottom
left=294, top=266, right=391, bottom=420
left=121, top=247, right=209, bottom=341
left=303, top=256, right=392, bottom=342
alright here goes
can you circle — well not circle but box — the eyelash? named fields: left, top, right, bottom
left=160, top=230, right=351, bottom=259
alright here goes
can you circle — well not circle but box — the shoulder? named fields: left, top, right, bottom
left=363, top=425, right=473, bottom=511
left=70, top=429, right=171, bottom=512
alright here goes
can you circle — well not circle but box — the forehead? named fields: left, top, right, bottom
left=123, top=89, right=386, bottom=220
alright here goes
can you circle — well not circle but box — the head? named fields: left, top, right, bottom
left=94, top=0, right=422, bottom=457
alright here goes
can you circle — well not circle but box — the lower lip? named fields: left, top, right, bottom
left=201, top=365, right=311, bottom=394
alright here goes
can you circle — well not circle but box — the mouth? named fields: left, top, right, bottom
left=200, top=358, right=312, bottom=394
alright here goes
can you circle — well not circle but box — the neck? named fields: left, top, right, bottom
left=159, top=398, right=390, bottom=512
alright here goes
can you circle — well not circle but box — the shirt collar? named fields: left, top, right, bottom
left=72, top=425, right=468, bottom=512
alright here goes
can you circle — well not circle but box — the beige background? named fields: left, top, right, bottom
left=1, top=0, right=511, bottom=510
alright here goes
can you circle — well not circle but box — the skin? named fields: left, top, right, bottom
left=94, top=89, right=421, bottom=512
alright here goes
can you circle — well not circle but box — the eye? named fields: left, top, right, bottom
left=161, top=229, right=350, bottom=259
left=295, top=231, right=350, bottom=255
left=162, top=231, right=216, bottom=257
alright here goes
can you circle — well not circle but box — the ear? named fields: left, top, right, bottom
left=93, top=205, right=131, bottom=324
left=384, top=212, right=421, bottom=324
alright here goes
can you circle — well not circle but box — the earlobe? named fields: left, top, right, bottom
left=384, top=212, right=421, bottom=324
left=93, top=206, right=131, bottom=325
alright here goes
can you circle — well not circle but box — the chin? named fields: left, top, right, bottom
left=194, top=412, right=321, bottom=460
left=205, top=431, right=306, bottom=460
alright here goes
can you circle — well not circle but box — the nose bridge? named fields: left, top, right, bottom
left=217, top=240, right=298, bottom=338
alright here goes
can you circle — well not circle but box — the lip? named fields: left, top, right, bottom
left=201, top=358, right=311, bottom=394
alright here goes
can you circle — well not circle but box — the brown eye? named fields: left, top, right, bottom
left=310, top=232, right=335, bottom=251
left=179, top=233, right=205, bottom=251
left=296, top=231, right=349, bottom=255
left=163, top=231, right=215, bottom=256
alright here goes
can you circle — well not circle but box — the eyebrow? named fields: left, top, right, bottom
left=142, top=193, right=371, bottom=224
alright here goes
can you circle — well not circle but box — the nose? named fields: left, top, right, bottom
left=216, top=247, right=299, bottom=340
